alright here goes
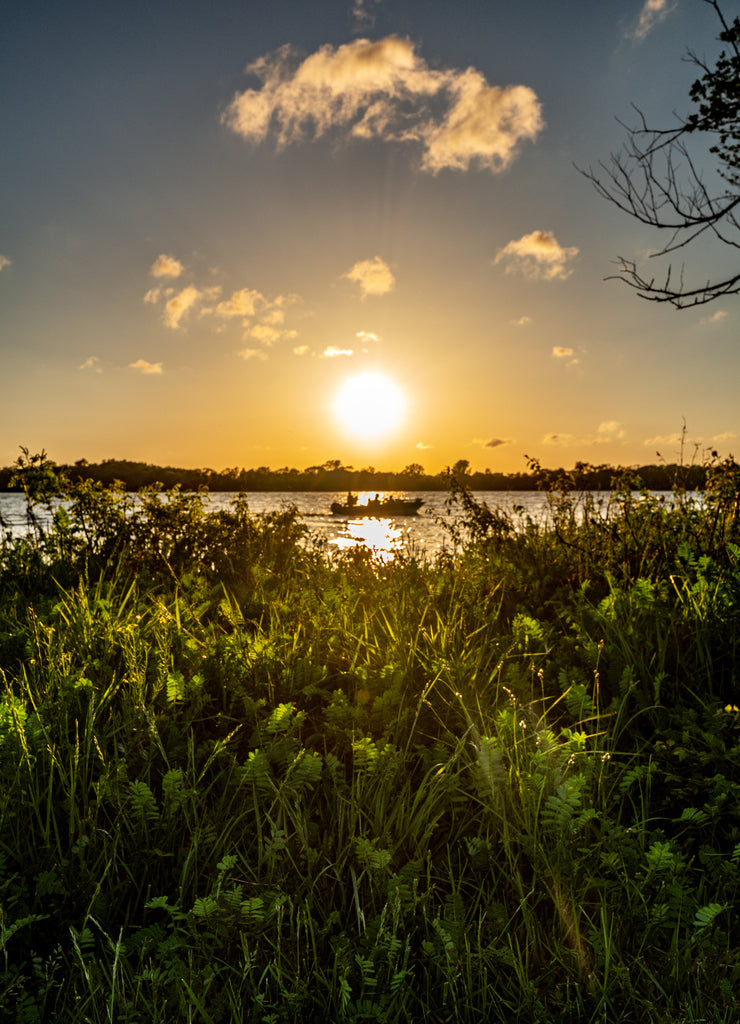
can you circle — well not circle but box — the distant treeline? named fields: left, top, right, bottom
left=0, top=456, right=712, bottom=493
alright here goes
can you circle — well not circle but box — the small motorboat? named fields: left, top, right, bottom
left=330, top=494, right=424, bottom=517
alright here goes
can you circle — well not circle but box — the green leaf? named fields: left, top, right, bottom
left=693, top=903, right=725, bottom=930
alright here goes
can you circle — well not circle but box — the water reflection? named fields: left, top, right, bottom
left=331, top=516, right=404, bottom=562
left=0, top=489, right=680, bottom=560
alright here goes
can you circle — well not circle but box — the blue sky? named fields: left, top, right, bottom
left=1, top=0, right=736, bottom=473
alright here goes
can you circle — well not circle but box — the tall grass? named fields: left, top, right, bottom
left=1, top=452, right=739, bottom=1021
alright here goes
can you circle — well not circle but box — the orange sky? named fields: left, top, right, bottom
left=1, top=0, right=737, bottom=475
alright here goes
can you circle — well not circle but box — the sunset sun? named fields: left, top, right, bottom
left=333, top=372, right=406, bottom=440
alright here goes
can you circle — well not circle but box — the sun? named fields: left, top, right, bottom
left=333, top=371, right=406, bottom=440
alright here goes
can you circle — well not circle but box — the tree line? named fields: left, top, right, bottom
left=0, top=454, right=712, bottom=493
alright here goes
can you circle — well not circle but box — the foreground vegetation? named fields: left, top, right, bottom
left=1, top=452, right=739, bottom=1022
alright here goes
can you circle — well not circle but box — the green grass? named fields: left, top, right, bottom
left=1, top=452, right=739, bottom=1021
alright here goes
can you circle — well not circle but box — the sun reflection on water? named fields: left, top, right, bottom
left=332, top=516, right=403, bottom=562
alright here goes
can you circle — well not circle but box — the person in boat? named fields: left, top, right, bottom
left=346, top=491, right=357, bottom=508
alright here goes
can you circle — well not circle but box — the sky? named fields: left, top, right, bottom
left=1, top=0, right=738, bottom=475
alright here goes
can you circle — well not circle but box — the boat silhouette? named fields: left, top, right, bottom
left=330, top=494, right=424, bottom=517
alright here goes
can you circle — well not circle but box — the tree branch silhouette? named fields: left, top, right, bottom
left=582, top=0, right=740, bottom=308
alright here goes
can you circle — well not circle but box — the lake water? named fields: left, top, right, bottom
left=0, top=489, right=669, bottom=562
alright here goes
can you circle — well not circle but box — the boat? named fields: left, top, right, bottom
left=330, top=494, right=424, bottom=517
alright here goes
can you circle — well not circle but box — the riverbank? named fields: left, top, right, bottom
left=0, top=449, right=711, bottom=493
left=1, top=458, right=739, bottom=1022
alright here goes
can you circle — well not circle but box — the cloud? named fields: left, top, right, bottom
left=702, top=309, right=728, bottom=325
left=216, top=287, right=265, bottom=318
left=237, top=347, right=267, bottom=361
left=552, top=345, right=580, bottom=367
left=597, top=420, right=626, bottom=441
left=212, top=288, right=300, bottom=346
left=356, top=330, right=380, bottom=344
left=422, top=69, right=544, bottom=174
left=511, top=315, right=531, bottom=327
left=293, top=344, right=310, bottom=356
left=352, top=0, right=383, bottom=29
left=0, top=255, right=11, bottom=272
left=150, top=254, right=184, bottom=279
left=145, top=262, right=300, bottom=347
left=323, top=346, right=354, bottom=357
left=195, top=285, right=223, bottom=313
left=712, top=432, right=736, bottom=442
left=163, top=285, right=202, bottom=329
left=416, top=441, right=432, bottom=450
left=343, top=256, right=395, bottom=298
left=631, top=0, right=675, bottom=41
left=248, top=323, right=297, bottom=345
left=129, top=359, right=163, bottom=375
left=543, top=432, right=577, bottom=447
left=223, top=35, right=544, bottom=174
left=643, top=432, right=683, bottom=448
left=495, top=230, right=579, bottom=280
left=544, top=421, right=626, bottom=446
left=473, top=436, right=512, bottom=451
left=247, top=324, right=281, bottom=345
left=79, top=356, right=102, bottom=373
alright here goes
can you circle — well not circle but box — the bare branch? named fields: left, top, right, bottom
left=608, top=258, right=740, bottom=308
left=583, top=2, right=740, bottom=308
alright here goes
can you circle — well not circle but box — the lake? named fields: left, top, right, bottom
left=0, top=489, right=669, bottom=561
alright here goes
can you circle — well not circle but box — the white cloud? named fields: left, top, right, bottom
left=129, top=359, right=163, bottom=375
left=323, top=346, right=354, bottom=357
left=702, top=309, right=728, bottom=325
left=511, top=315, right=531, bottom=327
left=79, top=356, right=102, bottom=373
left=631, top=0, right=675, bottom=41
left=495, top=230, right=579, bottom=281
left=552, top=346, right=574, bottom=358
left=237, top=347, right=267, bottom=361
left=163, top=285, right=202, bottom=329
left=223, top=35, right=543, bottom=174
left=143, top=287, right=162, bottom=304
left=416, top=441, right=432, bottom=450
left=343, top=256, right=395, bottom=298
left=293, top=344, right=310, bottom=356
left=150, top=254, right=184, bottom=279
left=712, top=431, right=736, bottom=442
left=0, top=255, right=11, bottom=272
left=356, top=330, right=380, bottom=344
